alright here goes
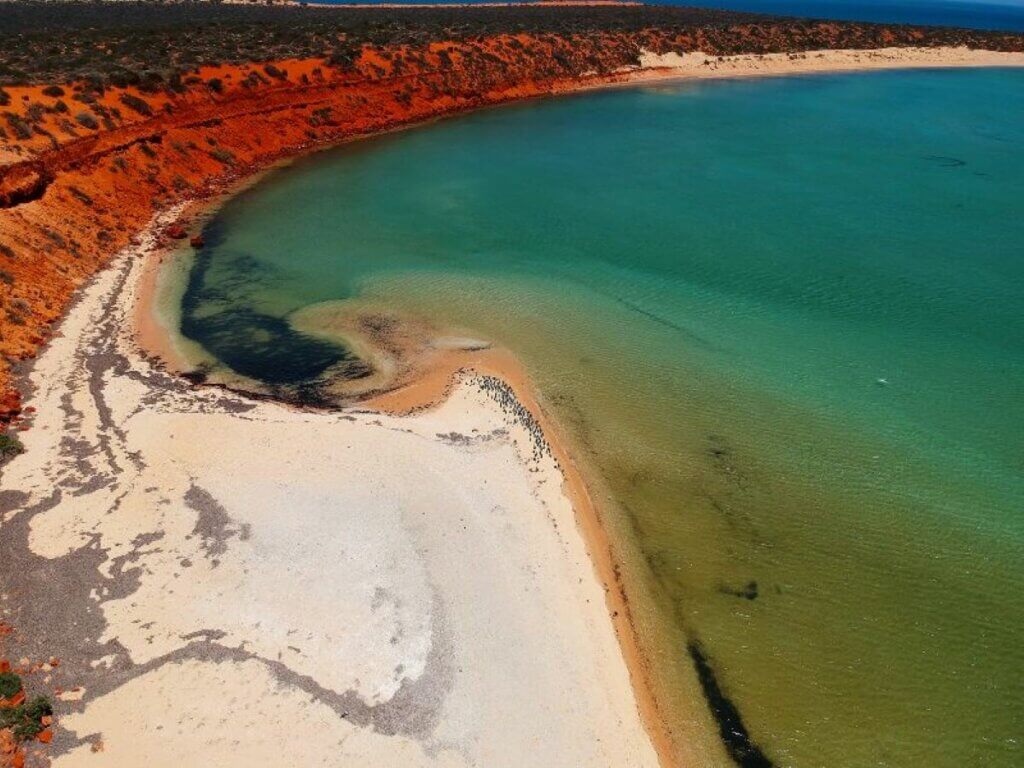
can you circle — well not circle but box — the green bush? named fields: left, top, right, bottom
left=0, top=671, right=22, bottom=699
left=0, top=433, right=25, bottom=459
left=0, top=693, right=53, bottom=741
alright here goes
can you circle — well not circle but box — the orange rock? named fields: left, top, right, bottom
left=35, top=730, right=52, bottom=745
left=0, top=691, right=25, bottom=709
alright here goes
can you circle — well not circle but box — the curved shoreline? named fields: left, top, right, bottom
left=129, top=49, right=1024, bottom=767
left=4, top=44, right=1024, bottom=766
left=134, top=212, right=685, bottom=764
left=6, top=204, right=666, bottom=766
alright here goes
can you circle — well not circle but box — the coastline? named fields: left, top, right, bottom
left=133, top=204, right=689, bottom=763
left=3, top=209, right=666, bottom=767
left=127, top=46, right=1024, bottom=767
left=4, top=45, right=1024, bottom=767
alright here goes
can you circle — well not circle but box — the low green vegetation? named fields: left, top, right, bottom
left=0, top=672, right=20, bottom=700
left=0, top=433, right=25, bottom=460
left=1, top=701, right=52, bottom=741
left=0, top=1, right=1020, bottom=89
left=0, top=670, right=52, bottom=741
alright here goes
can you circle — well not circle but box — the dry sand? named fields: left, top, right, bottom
left=632, top=45, right=1024, bottom=83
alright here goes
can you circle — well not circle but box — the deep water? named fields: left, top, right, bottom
left=176, top=68, right=1024, bottom=766
left=317, top=0, right=1024, bottom=33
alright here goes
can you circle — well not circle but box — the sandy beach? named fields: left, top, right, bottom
left=629, top=45, right=1024, bottom=85
left=0, top=208, right=664, bottom=766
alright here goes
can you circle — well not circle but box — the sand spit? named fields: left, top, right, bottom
left=0, top=213, right=659, bottom=766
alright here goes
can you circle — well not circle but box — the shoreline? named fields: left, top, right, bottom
left=4, top=208, right=667, bottom=766
left=134, top=211, right=684, bottom=763
left=5, top=46, right=1024, bottom=766
left=127, top=46, right=1024, bottom=767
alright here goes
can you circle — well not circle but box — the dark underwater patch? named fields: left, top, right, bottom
left=180, top=306, right=359, bottom=385
left=179, top=227, right=366, bottom=388
left=687, top=640, right=774, bottom=768
left=718, top=580, right=759, bottom=600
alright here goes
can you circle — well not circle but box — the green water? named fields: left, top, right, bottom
left=175, top=69, right=1024, bottom=766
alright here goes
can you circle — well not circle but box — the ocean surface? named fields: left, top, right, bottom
left=166, top=69, right=1024, bottom=766
left=668, top=0, right=1024, bottom=31
left=317, top=0, right=1024, bottom=33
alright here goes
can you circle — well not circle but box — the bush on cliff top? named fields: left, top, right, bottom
left=119, top=92, right=153, bottom=117
left=0, top=1, right=1020, bottom=88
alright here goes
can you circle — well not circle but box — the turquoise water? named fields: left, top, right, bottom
left=175, top=69, right=1024, bottom=766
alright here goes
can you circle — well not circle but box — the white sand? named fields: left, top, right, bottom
left=0, top=210, right=659, bottom=767
left=634, top=46, right=1024, bottom=82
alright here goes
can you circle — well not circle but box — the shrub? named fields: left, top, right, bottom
left=209, top=146, right=235, bottom=164
left=74, top=111, right=98, bottom=130
left=0, top=671, right=21, bottom=699
left=0, top=269, right=14, bottom=285
left=3, top=112, right=32, bottom=140
left=168, top=71, right=185, bottom=93
left=119, top=92, right=153, bottom=117
left=0, top=433, right=25, bottom=459
left=206, top=77, right=223, bottom=94
left=0, top=692, right=53, bottom=741
left=138, top=70, right=164, bottom=93
left=263, top=63, right=287, bottom=80
left=42, top=84, right=64, bottom=97
left=0, top=88, right=10, bottom=107
left=68, top=186, right=93, bottom=206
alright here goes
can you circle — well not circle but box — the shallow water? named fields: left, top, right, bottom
left=172, top=69, right=1024, bottom=766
